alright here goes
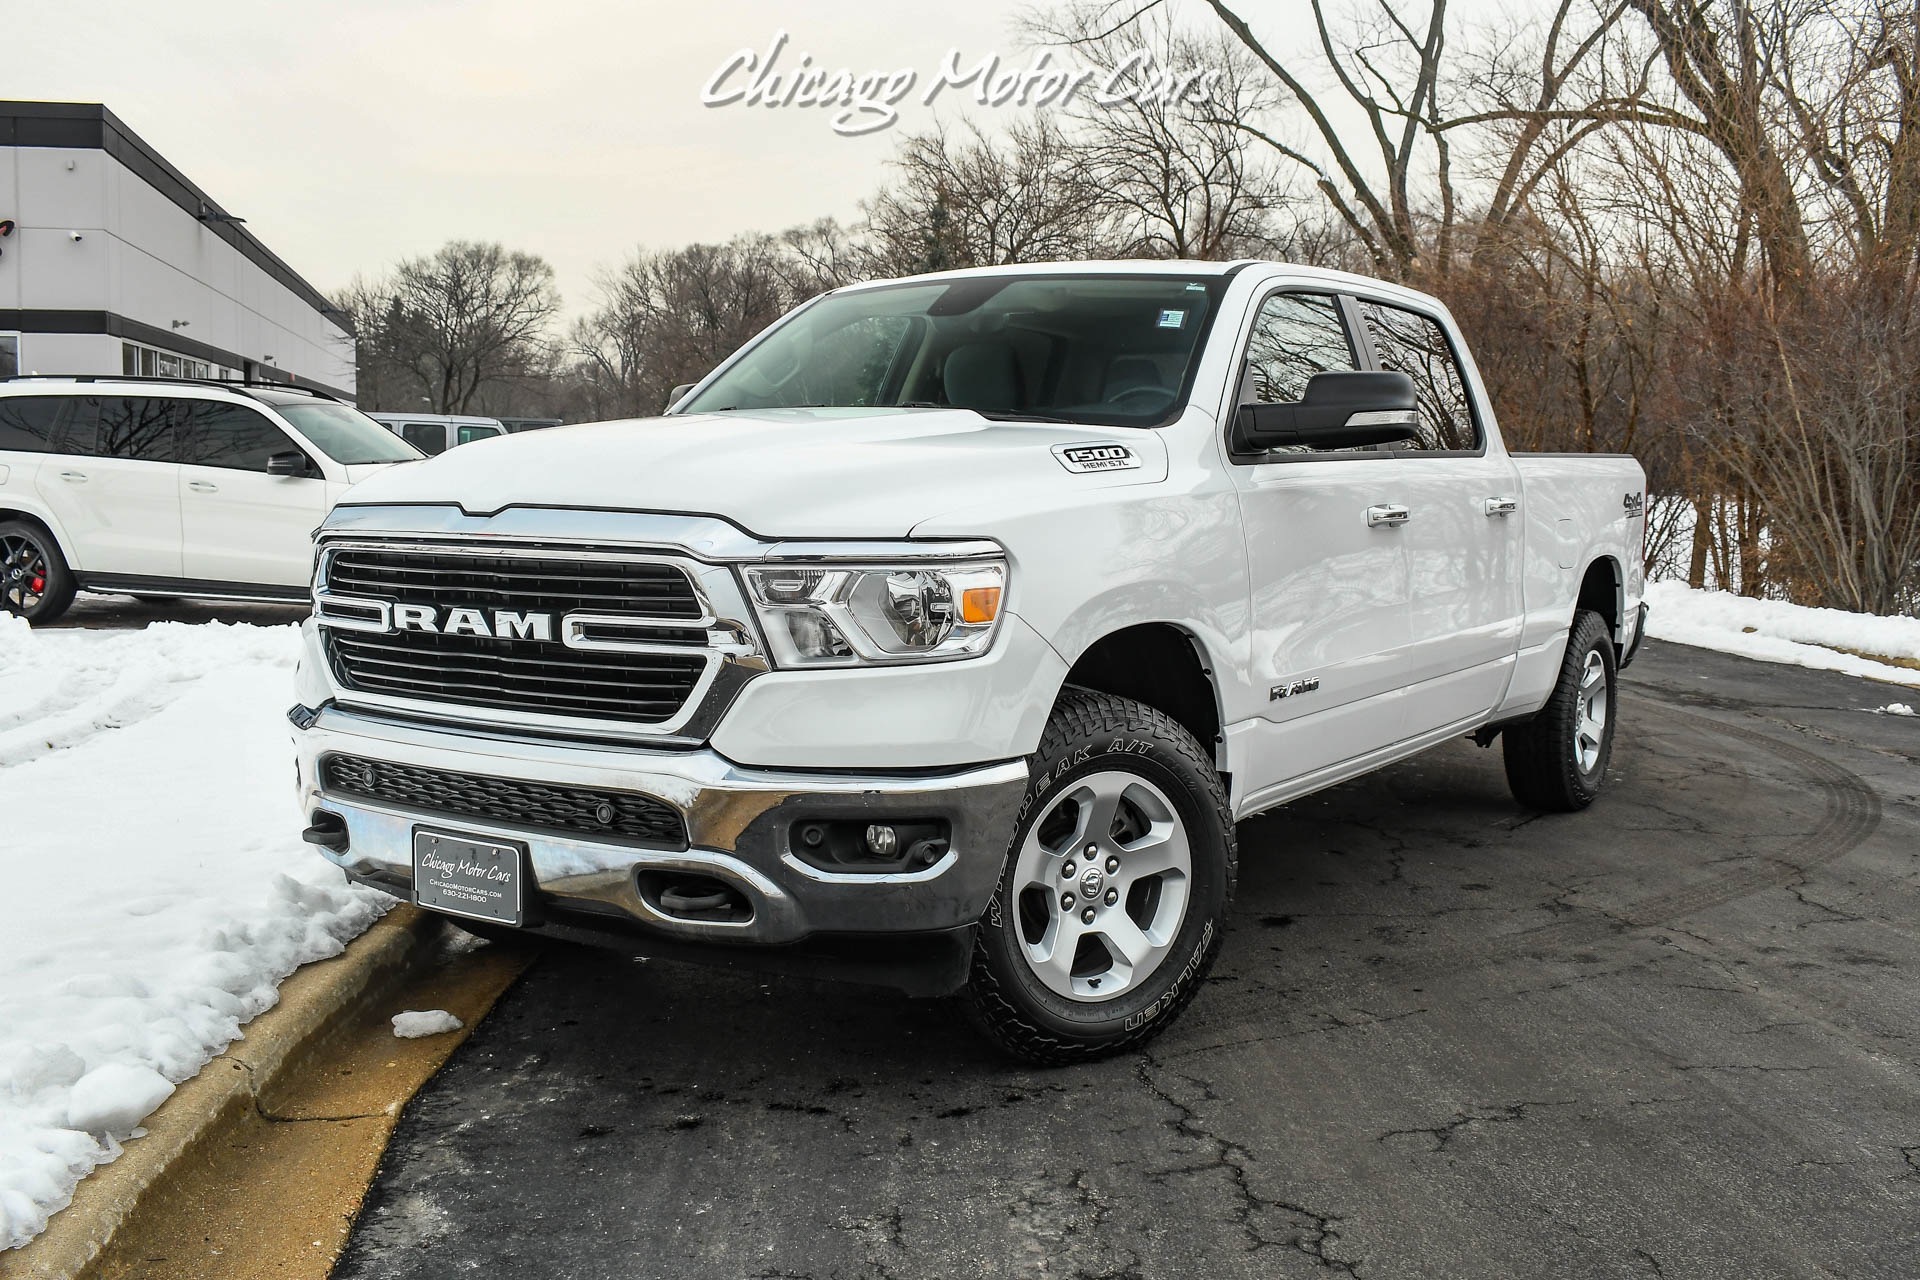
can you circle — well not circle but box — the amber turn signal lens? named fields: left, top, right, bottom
left=960, top=585, right=1002, bottom=624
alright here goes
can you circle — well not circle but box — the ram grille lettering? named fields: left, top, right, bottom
left=386, top=605, right=557, bottom=641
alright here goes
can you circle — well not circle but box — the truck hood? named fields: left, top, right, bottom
left=333, top=407, right=1169, bottom=539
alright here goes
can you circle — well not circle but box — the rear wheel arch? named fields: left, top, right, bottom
left=1577, top=556, right=1623, bottom=648
left=0, top=507, right=72, bottom=562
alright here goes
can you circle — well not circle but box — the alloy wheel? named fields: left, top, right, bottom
left=1010, top=770, right=1192, bottom=1002
left=0, top=534, right=48, bottom=615
left=1573, top=648, right=1609, bottom=773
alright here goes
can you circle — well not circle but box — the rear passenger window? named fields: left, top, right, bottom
left=400, top=423, right=445, bottom=455
left=455, top=424, right=502, bottom=446
left=66, top=397, right=178, bottom=462
left=0, top=397, right=71, bottom=453
left=176, top=401, right=295, bottom=471
left=1358, top=302, right=1479, bottom=452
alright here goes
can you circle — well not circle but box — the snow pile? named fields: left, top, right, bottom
left=391, top=1010, right=463, bottom=1039
left=0, top=619, right=388, bottom=1250
left=1644, top=582, right=1920, bottom=689
left=1878, top=703, right=1916, bottom=717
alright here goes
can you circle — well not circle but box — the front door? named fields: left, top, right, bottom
left=1227, top=290, right=1414, bottom=798
left=176, top=399, right=330, bottom=588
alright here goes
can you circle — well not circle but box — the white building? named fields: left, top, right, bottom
left=0, top=101, right=354, bottom=397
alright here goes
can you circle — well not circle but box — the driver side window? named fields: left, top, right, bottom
left=1243, top=292, right=1356, bottom=406
left=1237, top=292, right=1370, bottom=457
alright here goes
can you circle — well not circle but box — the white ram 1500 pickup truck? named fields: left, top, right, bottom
left=291, top=260, right=1647, bottom=1062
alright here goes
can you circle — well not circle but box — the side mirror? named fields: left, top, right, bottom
left=266, top=450, right=313, bottom=477
left=665, top=383, right=696, bottom=411
left=1234, top=371, right=1420, bottom=452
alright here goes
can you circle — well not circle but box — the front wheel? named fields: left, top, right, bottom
left=1502, top=608, right=1617, bottom=812
left=964, top=688, right=1235, bottom=1065
left=0, top=520, right=77, bottom=625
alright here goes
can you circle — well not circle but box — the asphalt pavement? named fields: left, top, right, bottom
left=331, top=638, right=1920, bottom=1280
left=45, top=593, right=309, bottom=630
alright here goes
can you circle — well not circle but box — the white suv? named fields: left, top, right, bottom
left=0, top=378, right=421, bottom=624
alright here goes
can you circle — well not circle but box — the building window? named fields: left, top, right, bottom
left=0, top=335, right=18, bottom=379
left=120, top=339, right=216, bottom=381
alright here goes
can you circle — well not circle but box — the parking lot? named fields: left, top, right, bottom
left=316, top=639, right=1919, bottom=1280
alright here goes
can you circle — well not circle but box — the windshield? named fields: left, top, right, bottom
left=276, top=402, right=424, bottom=464
left=678, top=273, right=1229, bottom=428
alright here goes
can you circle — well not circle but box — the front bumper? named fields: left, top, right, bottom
left=291, top=703, right=1028, bottom=953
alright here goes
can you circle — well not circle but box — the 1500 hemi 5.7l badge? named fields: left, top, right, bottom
left=1053, top=442, right=1141, bottom=473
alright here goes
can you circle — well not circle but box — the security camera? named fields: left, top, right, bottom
left=68, top=231, right=83, bottom=242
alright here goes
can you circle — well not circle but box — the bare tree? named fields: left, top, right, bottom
left=861, top=116, right=1119, bottom=273
left=384, top=242, right=559, bottom=414
left=1032, top=6, right=1289, bottom=258
left=573, top=236, right=810, bottom=417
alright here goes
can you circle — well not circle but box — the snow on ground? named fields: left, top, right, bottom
left=1644, top=581, right=1920, bottom=690
left=391, top=1010, right=463, bottom=1039
left=0, top=615, right=387, bottom=1250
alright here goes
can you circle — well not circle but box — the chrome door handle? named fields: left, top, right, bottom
left=58, top=471, right=88, bottom=483
left=1367, top=504, right=1411, bottom=527
left=1484, top=496, right=1518, bottom=517
left=187, top=480, right=219, bottom=492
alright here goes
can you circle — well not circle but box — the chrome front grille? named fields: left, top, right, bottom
left=326, top=547, right=704, bottom=621
left=316, top=541, right=728, bottom=733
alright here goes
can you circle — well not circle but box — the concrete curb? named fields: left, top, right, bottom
left=0, top=904, right=444, bottom=1280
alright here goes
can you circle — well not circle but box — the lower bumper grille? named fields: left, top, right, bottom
left=321, top=754, right=687, bottom=848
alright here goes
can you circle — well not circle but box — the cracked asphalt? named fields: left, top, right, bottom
left=331, top=639, right=1920, bottom=1280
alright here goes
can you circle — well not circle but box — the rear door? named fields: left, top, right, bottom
left=0, top=394, right=72, bottom=517
left=1227, top=289, right=1414, bottom=793
left=176, top=398, right=331, bottom=588
left=33, top=396, right=183, bottom=577
left=1355, top=299, right=1525, bottom=737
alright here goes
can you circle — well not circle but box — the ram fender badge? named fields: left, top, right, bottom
left=1623, top=491, right=1645, bottom=516
left=1052, top=442, right=1141, bottom=474
left=1270, top=677, right=1320, bottom=701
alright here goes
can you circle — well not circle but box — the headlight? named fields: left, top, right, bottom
left=743, top=559, right=1007, bottom=667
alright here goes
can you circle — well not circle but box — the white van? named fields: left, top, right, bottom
left=366, top=413, right=508, bottom=456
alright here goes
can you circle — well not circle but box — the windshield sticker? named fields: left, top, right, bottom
left=1054, top=442, right=1142, bottom=474
left=1157, top=309, right=1186, bottom=328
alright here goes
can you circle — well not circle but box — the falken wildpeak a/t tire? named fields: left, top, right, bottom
left=0, top=519, right=77, bottom=625
left=1503, top=608, right=1618, bottom=812
left=963, top=686, right=1236, bottom=1065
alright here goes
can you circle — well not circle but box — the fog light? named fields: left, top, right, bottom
left=865, top=824, right=898, bottom=857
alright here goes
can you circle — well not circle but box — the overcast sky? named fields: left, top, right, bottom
left=7, top=1, right=1525, bottom=321
left=5, top=0, right=1068, bottom=317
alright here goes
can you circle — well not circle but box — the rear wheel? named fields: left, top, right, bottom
left=964, top=688, right=1235, bottom=1064
left=0, top=520, right=76, bottom=625
left=1502, top=608, right=1617, bottom=812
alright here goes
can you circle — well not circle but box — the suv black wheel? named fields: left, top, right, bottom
left=0, top=520, right=77, bottom=625
left=1502, top=608, right=1617, bottom=812
left=964, top=687, right=1236, bottom=1065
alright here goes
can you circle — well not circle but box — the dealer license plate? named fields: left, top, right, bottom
left=412, top=828, right=524, bottom=926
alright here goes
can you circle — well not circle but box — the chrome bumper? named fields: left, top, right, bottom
left=291, top=703, right=1028, bottom=946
